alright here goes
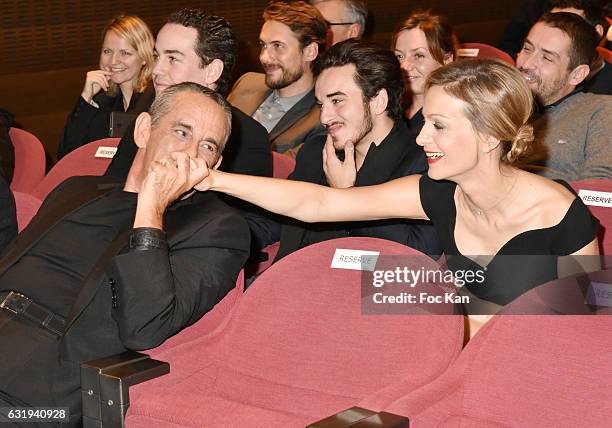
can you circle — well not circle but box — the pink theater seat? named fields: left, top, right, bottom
left=12, top=191, right=42, bottom=232
left=126, top=237, right=463, bottom=427
left=371, top=271, right=612, bottom=427
left=272, top=151, right=296, bottom=179
left=9, top=128, right=46, bottom=194
left=570, top=179, right=612, bottom=256
left=32, top=137, right=120, bottom=201
left=597, top=46, right=612, bottom=64
left=245, top=241, right=280, bottom=277
left=458, top=43, right=515, bottom=65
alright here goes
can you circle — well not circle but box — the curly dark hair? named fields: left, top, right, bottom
left=168, top=8, right=237, bottom=95
left=320, top=39, right=405, bottom=122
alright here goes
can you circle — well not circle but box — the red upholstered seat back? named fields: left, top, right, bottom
left=458, top=43, right=515, bottom=65
left=272, top=151, right=296, bottom=179
left=382, top=273, right=612, bottom=427
left=127, top=237, right=464, bottom=426
left=219, top=238, right=461, bottom=404
left=32, top=137, right=120, bottom=201
left=597, top=46, right=612, bottom=64
left=9, top=128, right=46, bottom=194
left=12, top=191, right=42, bottom=232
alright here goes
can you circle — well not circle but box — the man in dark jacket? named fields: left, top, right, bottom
left=0, top=108, right=15, bottom=183
left=0, top=83, right=250, bottom=426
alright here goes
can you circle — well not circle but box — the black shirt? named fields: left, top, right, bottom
left=58, top=91, right=141, bottom=159
left=0, top=188, right=137, bottom=317
left=0, top=175, right=16, bottom=255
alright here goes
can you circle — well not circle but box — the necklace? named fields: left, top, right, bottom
left=461, top=173, right=519, bottom=216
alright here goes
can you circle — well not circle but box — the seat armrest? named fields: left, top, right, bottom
left=307, top=407, right=409, bottom=428
left=81, top=351, right=169, bottom=428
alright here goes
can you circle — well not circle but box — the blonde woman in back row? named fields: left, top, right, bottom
left=58, top=15, right=154, bottom=159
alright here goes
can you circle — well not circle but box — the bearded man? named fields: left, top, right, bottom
left=228, top=1, right=328, bottom=157
left=516, top=12, right=612, bottom=179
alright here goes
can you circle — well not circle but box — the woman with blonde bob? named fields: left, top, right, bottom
left=59, top=15, right=154, bottom=158
left=196, top=59, right=599, bottom=329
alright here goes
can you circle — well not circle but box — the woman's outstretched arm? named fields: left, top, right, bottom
left=196, top=169, right=429, bottom=223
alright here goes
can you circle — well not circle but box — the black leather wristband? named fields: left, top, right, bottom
left=129, top=228, right=168, bottom=251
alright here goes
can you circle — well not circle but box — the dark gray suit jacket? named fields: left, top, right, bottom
left=0, top=176, right=250, bottom=425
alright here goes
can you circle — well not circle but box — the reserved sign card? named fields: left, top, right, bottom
left=578, top=189, right=612, bottom=208
left=457, top=48, right=479, bottom=57
left=94, top=146, right=118, bottom=158
left=330, top=249, right=380, bottom=271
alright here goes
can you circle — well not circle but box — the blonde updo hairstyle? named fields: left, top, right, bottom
left=425, top=59, right=534, bottom=165
left=102, top=15, right=155, bottom=95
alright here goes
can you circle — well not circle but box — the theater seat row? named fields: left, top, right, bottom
left=82, top=237, right=611, bottom=427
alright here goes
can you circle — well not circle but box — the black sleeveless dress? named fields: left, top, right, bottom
left=419, top=175, right=599, bottom=305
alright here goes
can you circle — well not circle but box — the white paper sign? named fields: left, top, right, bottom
left=330, top=249, right=380, bottom=271
left=578, top=189, right=612, bottom=208
left=94, top=146, right=118, bottom=158
left=457, top=48, right=479, bottom=57
left=585, top=282, right=612, bottom=307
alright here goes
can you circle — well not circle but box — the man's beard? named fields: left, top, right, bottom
left=329, top=100, right=374, bottom=150
left=264, top=63, right=305, bottom=90
left=519, top=67, right=569, bottom=106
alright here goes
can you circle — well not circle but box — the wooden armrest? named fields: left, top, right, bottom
left=81, top=351, right=169, bottom=428
left=307, top=407, right=409, bottom=428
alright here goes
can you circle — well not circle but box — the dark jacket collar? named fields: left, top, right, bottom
left=356, top=120, right=419, bottom=186
left=269, top=88, right=316, bottom=139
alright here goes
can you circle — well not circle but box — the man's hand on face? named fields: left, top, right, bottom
left=133, top=152, right=209, bottom=229
left=322, top=134, right=357, bottom=189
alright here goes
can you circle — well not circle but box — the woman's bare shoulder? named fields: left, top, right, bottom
left=519, top=172, right=577, bottom=226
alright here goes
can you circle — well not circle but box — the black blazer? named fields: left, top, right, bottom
left=58, top=91, right=141, bottom=159
left=0, top=176, right=250, bottom=425
left=0, top=174, right=16, bottom=254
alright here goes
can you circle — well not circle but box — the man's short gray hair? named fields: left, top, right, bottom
left=344, top=0, right=368, bottom=36
left=311, top=0, right=368, bottom=36
left=149, top=82, right=233, bottom=150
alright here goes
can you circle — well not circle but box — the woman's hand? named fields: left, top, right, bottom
left=81, top=70, right=113, bottom=103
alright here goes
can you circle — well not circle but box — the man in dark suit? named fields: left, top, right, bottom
left=247, top=40, right=442, bottom=264
left=0, top=82, right=250, bottom=426
left=105, top=8, right=272, bottom=180
left=227, top=1, right=328, bottom=157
